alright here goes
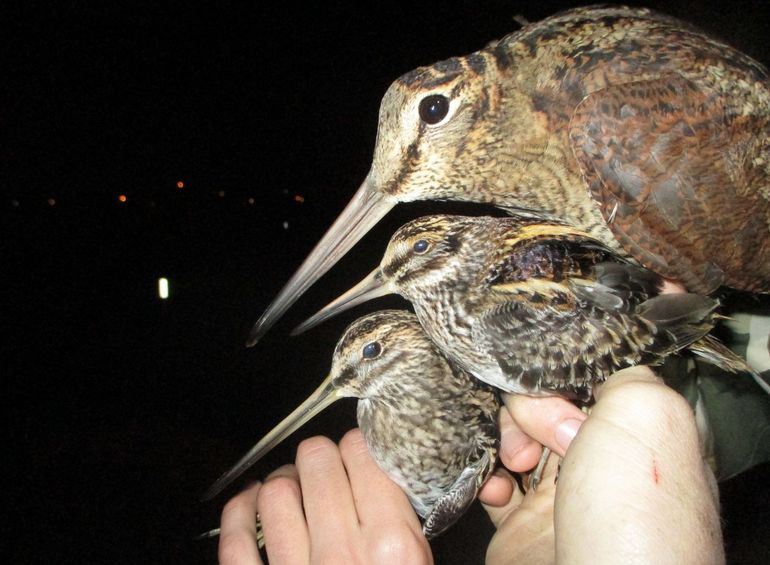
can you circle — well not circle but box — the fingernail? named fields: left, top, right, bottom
left=555, top=418, right=583, bottom=451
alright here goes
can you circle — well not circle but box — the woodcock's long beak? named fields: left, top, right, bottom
left=202, top=376, right=342, bottom=500
left=291, top=268, right=390, bottom=336
left=246, top=176, right=393, bottom=346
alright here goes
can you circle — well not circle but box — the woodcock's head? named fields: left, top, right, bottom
left=246, top=39, right=524, bottom=346
left=370, top=52, right=516, bottom=203
left=204, top=309, right=451, bottom=500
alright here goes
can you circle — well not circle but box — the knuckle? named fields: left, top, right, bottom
left=221, top=493, right=253, bottom=521
left=339, top=428, right=368, bottom=456
left=257, top=475, right=301, bottom=510
left=311, top=546, right=359, bottom=565
left=601, top=379, right=698, bottom=440
left=368, top=525, right=432, bottom=563
left=645, top=384, right=696, bottom=430
left=296, top=435, right=337, bottom=462
left=618, top=379, right=690, bottom=418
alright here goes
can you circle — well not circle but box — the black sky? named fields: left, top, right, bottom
left=4, top=1, right=770, bottom=563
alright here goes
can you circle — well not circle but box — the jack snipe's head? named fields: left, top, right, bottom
left=204, top=310, right=445, bottom=500
left=328, top=309, right=444, bottom=397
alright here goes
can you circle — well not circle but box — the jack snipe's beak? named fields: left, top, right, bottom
left=202, top=376, right=341, bottom=500
left=292, top=268, right=390, bottom=336
left=247, top=177, right=393, bottom=346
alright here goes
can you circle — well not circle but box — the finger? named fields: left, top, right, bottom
left=478, top=467, right=517, bottom=508
left=659, top=279, right=687, bottom=294
left=484, top=456, right=563, bottom=529
left=498, top=407, right=544, bottom=472
left=295, top=436, right=358, bottom=548
left=502, top=394, right=586, bottom=457
left=256, top=465, right=309, bottom=565
left=485, top=457, right=559, bottom=563
left=219, top=481, right=264, bottom=565
left=338, top=428, right=421, bottom=532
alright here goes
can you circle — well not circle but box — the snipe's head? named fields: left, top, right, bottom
left=247, top=48, right=512, bottom=346
left=293, top=215, right=483, bottom=335
left=329, top=309, right=448, bottom=399
left=203, top=310, right=440, bottom=500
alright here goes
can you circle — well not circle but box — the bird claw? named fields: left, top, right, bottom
left=529, top=447, right=552, bottom=492
left=195, top=514, right=266, bottom=549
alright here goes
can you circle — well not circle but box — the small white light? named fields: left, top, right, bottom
left=158, top=277, right=169, bottom=299
left=282, top=221, right=289, bottom=230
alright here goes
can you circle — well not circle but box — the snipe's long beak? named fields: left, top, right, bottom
left=247, top=177, right=393, bottom=347
left=202, top=376, right=342, bottom=501
left=292, top=268, right=390, bottom=336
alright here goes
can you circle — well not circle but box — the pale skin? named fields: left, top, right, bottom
left=217, top=367, right=724, bottom=564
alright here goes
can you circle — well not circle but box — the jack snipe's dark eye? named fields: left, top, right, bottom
left=362, top=341, right=382, bottom=360
left=418, top=94, right=449, bottom=125
left=413, top=239, right=430, bottom=254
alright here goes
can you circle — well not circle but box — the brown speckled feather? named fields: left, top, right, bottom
left=497, top=6, right=770, bottom=293
left=570, top=76, right=770, bottom=292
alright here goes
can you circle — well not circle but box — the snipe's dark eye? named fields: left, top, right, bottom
left=418, top=94, right=450, bottom=125
left=362, top=341, right=382, bottom=359
left=412, top=239, right=430, bottom=254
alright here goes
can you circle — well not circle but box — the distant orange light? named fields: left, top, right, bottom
left=248, top=197, right=255, bottom=205
left=47, top=198, right=56, bottom=206
left=293, top=194, right=305, bottom=203
left=176, top=181, right=184, bottom=189
left=118, top=194, right=127, bottom=203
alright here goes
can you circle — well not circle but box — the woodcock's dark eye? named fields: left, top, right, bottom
left=412, top=239, right=430, bottom=254
left=362, top=341, right=382, bottom=359
left=418, top=94, right=450, bottom=125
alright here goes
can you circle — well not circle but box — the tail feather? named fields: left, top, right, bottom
left=635, top=293, right=719, bottom=356
left=635, top=294, right=770, bottom=398
left=636, top=294, right=719, bottom=327
left=689, top=335, right=770, bottom=397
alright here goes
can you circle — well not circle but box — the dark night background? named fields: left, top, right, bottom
left=3, top=1, right=770, bottom=563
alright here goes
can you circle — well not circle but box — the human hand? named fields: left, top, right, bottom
left=476, top=390, right=587, bottom=509
left=481, top=366, right=724, bottom=564
left=476, top=388, right=586, bottom=563
left=217, top=428, right=433, bottom=565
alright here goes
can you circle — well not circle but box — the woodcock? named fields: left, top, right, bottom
left=294, top=215, right=768, bottom=400
left=204, top=310, right=499, bottom=539
left=247, top=5, right=770, bottom=346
